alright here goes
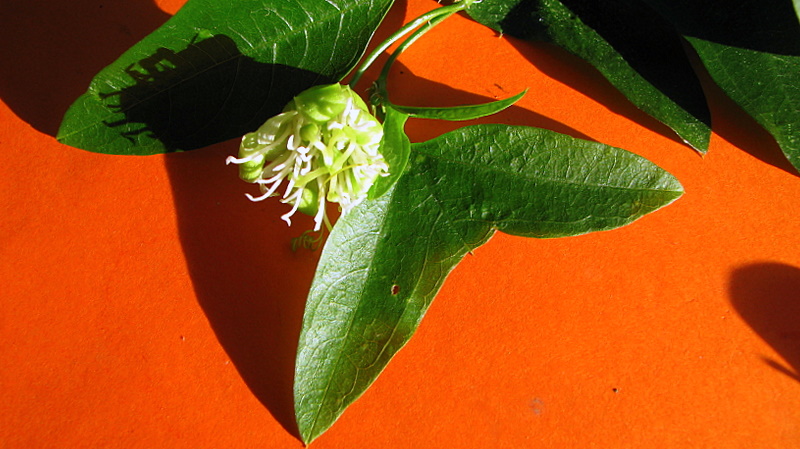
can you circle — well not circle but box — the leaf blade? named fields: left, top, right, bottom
left=294, top=124, right=682, bottom=443
left=466, top=0, right=712, bottom=152
left=368, top=107, right=411, bottom=199
left=57, top=0, right=395, bottom=155
left=638, top=0, right=800, bottom=171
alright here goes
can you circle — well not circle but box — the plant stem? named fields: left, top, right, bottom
left=348, top=1, right=470, bottom=89
left=377, top=13, right=450, bottom=90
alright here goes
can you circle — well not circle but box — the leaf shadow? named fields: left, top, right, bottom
left=165, top=141, right=322, bottom=438
left=472, top=0, right=800, bottom=173
left=90, top=34, right=334, bottom=152
left=698, top=73, right=799, bottom=176
left=0, top=0, right=170, bottom=136
left=121, top=36, right=339, bottom=438
left=729, top=262, right=800, bottom=384
left=500, top=37, right=704, bottom=149
left=641, top=0, right=800, bottom=56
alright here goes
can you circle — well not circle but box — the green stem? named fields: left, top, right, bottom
left=348, top=1, right=469, bottom=89
left=377, top=13, right=450, bottom=94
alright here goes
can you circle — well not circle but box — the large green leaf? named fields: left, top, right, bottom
left=466, top=0, right=712, bottom=152
left=57, top=0, right=394, bottom=155
left=639, top=0, right=800, bottom=171
left=294, top=124, right=683, bottom=443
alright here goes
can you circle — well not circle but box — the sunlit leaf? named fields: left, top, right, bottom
left=294, top=124, right=683, bottom=443
left=390, top=89, right=526, bottom=121
left=369, top=107, right=411, bottom=199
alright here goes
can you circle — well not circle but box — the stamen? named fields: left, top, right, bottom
left=245, top=190, right=274, bottom=202
left=230, top=83, right=387, bottom=233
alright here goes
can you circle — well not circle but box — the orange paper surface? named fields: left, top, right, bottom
left=2, top=1, right=800, bottom=447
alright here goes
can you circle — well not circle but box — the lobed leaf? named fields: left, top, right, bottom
left=294, top=124, right=683, bottom=443
left=57, top=0, right=395, bottom=155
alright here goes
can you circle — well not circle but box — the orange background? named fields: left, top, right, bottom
left=2, top=0, right=800, bottom=447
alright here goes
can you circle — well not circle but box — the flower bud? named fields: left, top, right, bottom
left=226, top=84, right=387, bottom=231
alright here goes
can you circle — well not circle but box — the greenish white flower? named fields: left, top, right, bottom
left=227, top=84, right=387, bottom=231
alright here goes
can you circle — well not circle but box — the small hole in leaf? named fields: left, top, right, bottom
left=391, top=285, right=400, bottom=295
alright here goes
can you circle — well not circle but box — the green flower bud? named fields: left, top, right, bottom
left=226, top=83, right=387, bottom=231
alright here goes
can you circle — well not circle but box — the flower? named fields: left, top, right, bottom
left=226, top=84, right=387, bottom=231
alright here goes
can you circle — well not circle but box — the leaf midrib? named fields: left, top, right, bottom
left=414, top=141, right=682, bottom=194
left=303, top=187, right=396, bottom=441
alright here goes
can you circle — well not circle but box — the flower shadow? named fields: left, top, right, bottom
left=729, top=262, right=800, bottom=383
left=165, top=141, right=323, bottom=437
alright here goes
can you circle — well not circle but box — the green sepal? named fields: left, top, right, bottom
left=368, top=107, right=411, bottom=199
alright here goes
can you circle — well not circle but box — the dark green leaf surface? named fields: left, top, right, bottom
left=294, top=124, right=683, bottom=443
left=639, top=0, right=800, bottom=171
left=57, top=0, right=394, bottom=155
left=466, top=0, right=712, bottom=152
left=690, top=41, right=800, bottom=171
left=390, top=89, right=526, bottom=121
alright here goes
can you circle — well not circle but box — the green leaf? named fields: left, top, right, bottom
left=466, top=0, right=712, bottom=152
left=368, top=107, right=411, bottom=199
left=294, top=124, right=682, bottom=443
left=690, top=42, right=800, bottom=171
left=389, top=89, right=526, bottom=121
left=638, top=0, right=800, bottom=171
left=57, top=0, right=394, bottom=155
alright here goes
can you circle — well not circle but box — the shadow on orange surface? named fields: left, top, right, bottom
left=499, top=33, right=706, bottom=150
left=161, top=66, right=588, bottom=439
left=507, top=36, right=800, bottom=177
left=4, top=0, right=592, bottom=438
left=165, top=142, right=321, bottom=438
left=386, top=62, right=593, bottom=143
left=0, top=0, right=170, bottom=136
left=730, top=262, right=800, bottom=383
left=699, top=78, right=798, bottom=176
left=485, top=2, right=800, bottom=177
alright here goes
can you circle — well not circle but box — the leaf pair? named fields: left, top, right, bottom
left=466, top=0, right=800, bottom=169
